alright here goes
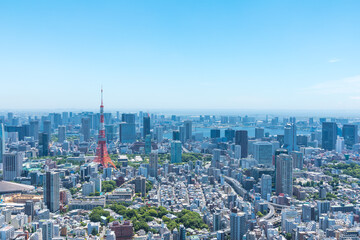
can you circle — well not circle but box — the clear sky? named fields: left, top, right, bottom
left=0, top=0, right=360, bottom=111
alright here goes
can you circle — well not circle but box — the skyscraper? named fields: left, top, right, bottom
left=81, top=117, right=91, bottom=142
left=255, top=127, right=265, bottom=139
left=145, top=135, right=152, bottom=155
left=322, top=122, right=337, bottom=151
left=342, top=124, right=358, bottom=149
left=122, top=113, right=136, bottom=124
left=284, top=123, right=297, bottom=151
left=276, top=154, right=293, bottom=196
left=44, top=171, right=60, bottom=212
left=119, top=122, right=136, bottom=143
left=30, top=120, right=39, bottom=141
left=291, top=151, right=303, bottom=169
left=0, top=123, right=4, bottom=164
left=39, top=132, right=49, bottom=157
left=143, top=116, right=151, bottom=138
left=225, top=128, right=235, bottom=142
left=213, top=211, right=222, bottom=231
left=171, top=141, right=182, bottom=163
left=172, top=130, right=180, bottom=141
left=235, top=130, right=248, bottom=158
left=230, top=209, right=247, bottom=240
left=3, top=152, right=24, bottom=181
left=253, top=142, right=273, bottom=167
left=210, top=129, right=221, bottom=139
left=184, top=120, right=192, bottom=141
left=43, top=120, right=51, bottom=139
left=58, top=126, right=66, bottom=143
left=135, top=176, right=146, bottom=197
left=261, top=174, right=272, bottom=200
left=155, top=126, right=164, bottom=143
left=149, top=152, right=158, bottom=178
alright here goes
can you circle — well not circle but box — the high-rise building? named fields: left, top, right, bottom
left=25, top=200, right=35, bottom=220
left=210, top=129, right=221, bottom=139
left=44, top=171, right=60, bottom=212
left=58, top=126, right=66, bottom=143
left=230, top=209, right=246, bottom=240
left=184, top=120, right=192, bottom=141
left=171, top=141, right=182, bottom=163
left=212, top=149, right=221, bottom=167
left=119, top=122, right=136, bottom=143
left=235, top=130, right=248, bottom=158
left=122, top=113, right=136, bottom=124
left=336, top=136, right=345, bottom=153
left=42, top=220, right=54, bottom=240
left=284, top=123, right=297, bottom=151
left=179, top=225, right=186, bottom=240
left=105, top=124, right=116, bottom=143
left=322, top=122, right=337, bottom=151
left=255, top=127, right=265, bottom=139
left=276, top=154, right=293, bottom=196
left=155, top=126, right=164, bottom=143
left=291, top=151, right=303, bottom=169
left=179, top=126, right=186, bottom=142
left=145, top=135, right=151, bottom=155
left=0, top=123, right=5, bottom=164
left=81, top=117, right=91, bottom=142
left=30, top=120, right=39, bottom=141
left=135, top=176, right=146, bottom=197
left=253, top=142, right=273, bottom=167
left=143, top=116, right=151, bottom=138
left=39, top=132, right=49, bottom=157
left=225, top=128, right=235, bottom=142
left=43, top=120, right=51, bottom=139
left=261, top=174, right=272, bottom=200
left=172, top=130, right=180, bottom=141
left=213, top=211, right=222, bottom=231
left=342, top=124, right=358, bottom=149
left=149, top=152, right=158, bottom=178
left=3, top=152, right=24, bottom=181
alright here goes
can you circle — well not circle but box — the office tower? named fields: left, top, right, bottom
left=210, top=129, right=221, bottom=139
left=21, top=124, right=30, bottom=140
left=225, top=128, right=235, bottom=142
left=213, top=211, right=222, bottom=231
left=179, top=126, right=186, bottom=142
left=122, top=113, right=136, bottom=124
left=39, top=132, right=49, bottom=156
left=173, top=130, right=180, bottom=141
left=234, top=145, right=241, bottom=159
left=171, top=141, right=182, bottom=163
left=42, top=220, right=54, bottom=240
left=309, top=118, right=314, bottom=126
left=284, top=123, right=297, bottom=151
left=119, top=122, right=136, bottom=143
left=155, top=126, right=164, bottom=143
left=255, top=127, right=265, bottom=139
left=336, top=136, right=345, bottom=153
left=145, top=135, right=151, bottom=154
left=291, top=151, right=303, bottom=169
left=302, top=203, right=313, bottom=222
left=58, top=126, right=66, bottom=143
left=7, top=112, right=14, bottom=125
left=43, top=120, right=51, bottom=139
left=261, top=174, right=272, bottom=200
left=0, top=123, right=4, bottom=164
left=212, top=149, right=221, bottom=167
left=82, top=181, right=95, bottom=196
left=3, top=152, right=24, bottom=181
left=184, top=120, right=192, bottom=141
left=230, top=209, right=246, bottom=240
left=53, top=113, right=62, bottom=128
left=94, top=89, right=116, bottom=168
left=235, top=130, right=248, bottom=158
left=253, top=142, right=273, bottom=167
left=322, top=122, right=337, bottom=151
left=105, top=124, right=116, bottom=143
left=44, top=171, right=60, bottom=212
left=62, top=112, right=69, bottom=124
left=276, top=154, right=293, bottom=196
left=135, top=176, right=146, bottom=197
left=81, top=117, right=91, bottom=142
left=143, top=116, right=151, bottom=138
left=25, top=200, right=35, bottom=220
left=342, top=124, right=358, bottom=149
left=30, top=120, right=39, bottom=141
left=149, top=152, right=158, bottom=178
left=317, top=200, right=330, bottom=215
left=179, top=225, right=186, bottom=240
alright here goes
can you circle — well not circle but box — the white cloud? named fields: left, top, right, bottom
left=328, top=58, right=342, bottom=63
left=303, top=75, right=360, bottom=95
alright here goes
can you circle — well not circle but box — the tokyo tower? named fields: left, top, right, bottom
left=94, top=88, right=117, bottom=169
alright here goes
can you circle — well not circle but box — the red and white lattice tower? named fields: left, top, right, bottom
left=93, top=88, right=116, bottom=168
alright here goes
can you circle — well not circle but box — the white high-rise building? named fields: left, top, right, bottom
left=336, top=136, right=345, bottom=153
left=3, top=152, right=24, bottom=181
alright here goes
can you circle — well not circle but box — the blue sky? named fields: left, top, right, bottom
left=0, top=0, right=360, bottom=111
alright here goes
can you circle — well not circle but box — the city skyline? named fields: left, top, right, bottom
left=1, top=1, right=360, bottom=110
